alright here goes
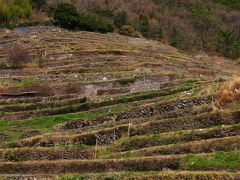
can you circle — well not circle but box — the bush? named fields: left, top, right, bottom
left=0, top=62, right=8, bottom=69
left=54, top=3, right=80, bottom=30
left=30, top=0, right=46, bottom=9
left=8, top=44, right=31, bottom=69
left=169, top=27, right=181, bottom=47
left=169, top=22, right=198, bottom=51
left=79, top=12, right=113, bottom=33
left=54, top=3, right=113, bottom=33
left=95, top=9, right=114, bottom=18
left=114, top=11, right=127, bottom=27
left=138, top=14, right=150, bottom=37
left=217, top=30, right=240, bottom=59
left=5, top=152, right=25, bottom=162
left=149, top=19, right=163, bottom=40
left=119, top=25, right=140, bottom=37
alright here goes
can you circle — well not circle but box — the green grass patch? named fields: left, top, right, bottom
left=181, top=151, right=240, bottom=170
left=233, top=123, right=240, bottom=129
left=56, top=172, right=137, bottom=180
left=54, top=171, right=238, bottom=180
left=0, top=105, right=127, bottom=143
left=162, top=92, right=181, bottom=100
left=178, top=80, right=196, bottom=90
left=1, top=77, right=35, bottom=88
left=117, top=77, right=136, bottom=85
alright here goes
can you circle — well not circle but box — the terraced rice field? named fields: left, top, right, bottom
left=0, top=28, right=240, bottom=179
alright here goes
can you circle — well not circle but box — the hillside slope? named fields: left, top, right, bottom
left=0, top=28, right=240, bottom=179
left=1, top=0, right=240, bottom=58
left=50, top=0, right=240, bottom=58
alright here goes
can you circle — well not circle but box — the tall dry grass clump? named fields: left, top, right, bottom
left=217, top=78, right=240, bottom=107
left=8, top=44, right=31, bottom=69
left=0, top=85, right=6, bottom=93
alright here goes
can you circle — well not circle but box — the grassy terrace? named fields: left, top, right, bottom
left=97, top=123, right=240, bottom=158
left=0, top=105, right=127, bottom=143
left=100, top=136, right=240, bottom=159
left=182, top=151, right=240, bottom=170
left=0, top=81, right=200, bottom=143
left=0, top=81, right=194, bottom=114
left=0, top=79, right=198, bottom=120
left=0, top=94, right=80, bottom=105
left=0, top=152, right=239, bottom=174
left=8, top=110, right=239, bottom=148
left=111, top=125, right=240, bottom=152
left=55, top=171, right=239, bottom=180
left=0, top=129, right=239, bottom=162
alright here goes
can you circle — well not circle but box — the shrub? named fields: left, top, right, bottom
left=54, top=3, right=80, bottom=30
left=30, top=0, right=47, bottom=9
left=54, top=3, right=113, bottom=33
left=217, top=30, right=240, bottom=59
left=117, top=77, right=136, bottom=85
left=119, top=25, right=140, bottom=37
left=79, top=12, right=113, bottom=33
left=149, top=19, right=163, bottom=39
left=137, top=14, right=150, bottom=37
left=0, top=62, right=8, bottom=69
left=190, top=7, right=215, bottom=35
left=5, top=152, right=25, bottom=162
left=8, top=44, right=31, bottom=69
left=170, top=27, right=181, bottom=47
left=114, top=11, right=127, bottom=27
left=95, top=9, right=114, bottom=18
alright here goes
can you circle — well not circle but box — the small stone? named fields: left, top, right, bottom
left=103, top=77, right=108, bottom=81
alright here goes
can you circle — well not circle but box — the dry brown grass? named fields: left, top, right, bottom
left=0, top=84, right=7, bottom=93
left=8, top=44, right=32, bottom=69
left=217, top=78, right=240, bottom=107
left=22, top=63, right=45, bottom=73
